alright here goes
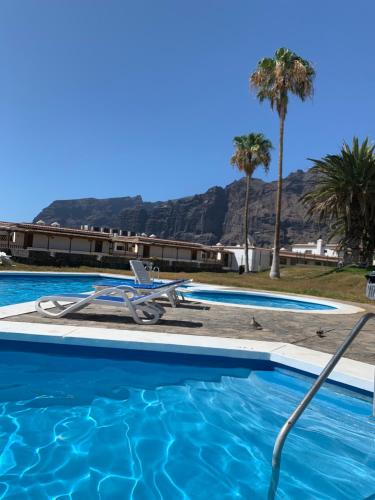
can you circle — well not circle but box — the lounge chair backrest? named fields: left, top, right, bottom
left=130, top=260, right=153, bottom=284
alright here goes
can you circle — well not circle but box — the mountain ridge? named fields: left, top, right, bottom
left=34, top=169, right=325, bottom=246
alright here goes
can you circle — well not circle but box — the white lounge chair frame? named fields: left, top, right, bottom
left=35, top=285, right=167, bottom=325
left=130, top=260, right=188, bottom=307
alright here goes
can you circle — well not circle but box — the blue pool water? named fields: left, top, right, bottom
left=185, top=290, right=337, bottom=311
left=0, top=274, right=132, bottom=307
left=0, top=273, right=336, bottom=312
left=0, top=341, right=373, bottom=499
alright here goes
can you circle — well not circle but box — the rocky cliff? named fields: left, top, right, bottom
left=33, top=169, right=325, bottom=246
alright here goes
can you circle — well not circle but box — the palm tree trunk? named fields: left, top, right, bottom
left=270, top=112, right=285, bottom=279
left=244, top=174, right=251, bottom=273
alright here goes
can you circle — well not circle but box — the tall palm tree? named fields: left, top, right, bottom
left=301, top=137, right=375, bottom=265
left=230, top=133, right=272, bottom=272
left=250, top=48, right=315, bottom=278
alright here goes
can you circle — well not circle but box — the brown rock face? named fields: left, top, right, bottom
left=33, top=169, right=326, bottom=246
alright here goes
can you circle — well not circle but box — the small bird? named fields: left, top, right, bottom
left=251, top=316, right=263, bottom=330
left=316, top=328, right=334, bottom=338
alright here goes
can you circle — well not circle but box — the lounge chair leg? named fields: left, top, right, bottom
left=167, top=290, right=178, bottom=308
left=130, top=304, right=161, bottom=325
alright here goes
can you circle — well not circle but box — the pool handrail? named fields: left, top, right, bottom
left=268, top=312, right=375, bottom=500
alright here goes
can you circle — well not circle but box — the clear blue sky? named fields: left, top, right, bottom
left=1, top=0, right=374, bottom=221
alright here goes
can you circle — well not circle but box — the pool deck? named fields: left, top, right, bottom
left=1, top=294, right=374, bottom=365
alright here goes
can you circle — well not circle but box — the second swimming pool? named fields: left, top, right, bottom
left=184, top=289, right=337, bottom=311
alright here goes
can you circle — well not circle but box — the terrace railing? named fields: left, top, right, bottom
left=268, top=312, right=375, bottom=500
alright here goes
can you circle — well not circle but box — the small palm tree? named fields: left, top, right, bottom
left=230, top=133, right=272, bottom=272
left=250, top=48, right=315, bottom=278
left=301, top=137, right=375, bottom=265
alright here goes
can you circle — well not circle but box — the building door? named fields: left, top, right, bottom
left=95, top=240, right=103, bottom=253
left=143, top=245, right=150, bottom=258
left=24, top=233, right=33, bottom=249
left=191, top=250, right=197, bottom=261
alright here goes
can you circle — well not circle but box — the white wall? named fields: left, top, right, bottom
left=176, top=248, right=192, bottom=260
left=292, top=240, right=341, bottom=258
left=325, top=247, right=341, bottom=258
left=224, top=246, right=271, bottom=272
left=148, top=246, right=192, bottom=261
left=71, top=238, right=91, bottom=253
left=228, top=247, right=246, bottom=269
left=292, top=244, right=320, bottom=255
left=149, top=246, right=163, bottom=258
left=33, top=234, right=49, bottom=249
left=250, top=248, right=272, bottom=271
left=161, top=246, right=178, bottom=259
left=49, top=236, right=71, bottom=251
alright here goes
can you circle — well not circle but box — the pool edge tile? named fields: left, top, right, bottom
left=0, top=321, right=373, bottom=393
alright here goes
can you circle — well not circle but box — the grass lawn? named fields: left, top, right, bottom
left=4, top=263, right=374, bottom=305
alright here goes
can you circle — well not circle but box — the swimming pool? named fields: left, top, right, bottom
left=184, top=289, right=338, bottom=312
left=0, top=340, right=372, bottom=499
left=0, top=273, right=131, bottom=308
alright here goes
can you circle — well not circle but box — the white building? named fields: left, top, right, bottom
left=291, top=238, right=342, bottom=259
left=222, top=245, right=272, bottom=272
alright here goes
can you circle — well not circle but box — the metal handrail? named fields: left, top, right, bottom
left=268, top=312, right=375, bottom=500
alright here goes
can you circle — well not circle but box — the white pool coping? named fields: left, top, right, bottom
left=0, top=320, right=373, bottom=394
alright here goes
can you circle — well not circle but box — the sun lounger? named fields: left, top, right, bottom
left=94, top=278, right=191, bottom=308
left=35, top=285, right=167, bottom=325
left=129, top=260, right=191, bottom=307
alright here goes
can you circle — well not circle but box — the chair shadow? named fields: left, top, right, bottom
left=65, top=312, right=203, bottom=329
left=160, top=301, right=210, bottom=311
left=159, top=319, right=203, bottom=328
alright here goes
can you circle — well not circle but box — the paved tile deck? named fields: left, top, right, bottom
left=2, top=298, right=375, bottom=365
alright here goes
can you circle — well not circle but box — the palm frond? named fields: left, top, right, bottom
left=250, top=47, right=315, bottom=117
left=301, top=137, right=375, bottom=261
left=230, top=133, right=273, bottom=176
